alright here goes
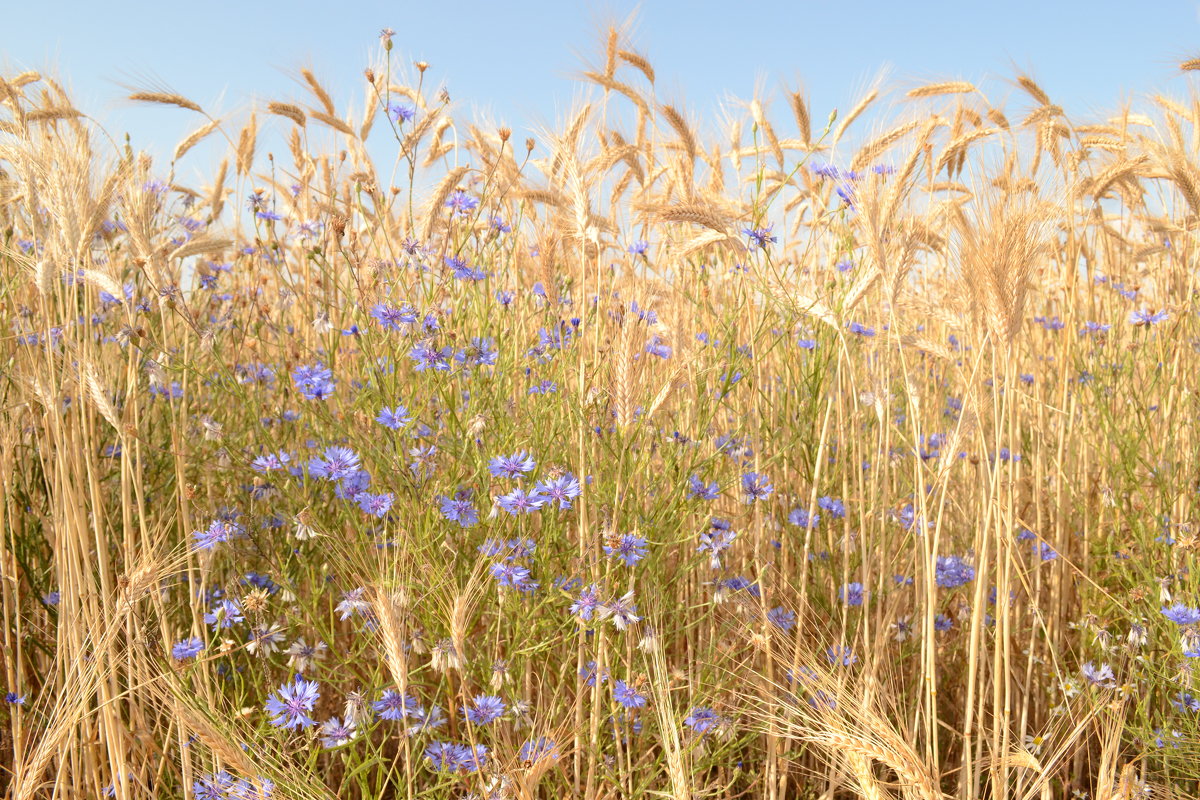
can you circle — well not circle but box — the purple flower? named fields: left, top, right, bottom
left=1162, top=603, right=1200, bottom=626
left=683, top=706, right=724, bottom=735
left=437, top=490, right=479, bottom=528
left=319, top=717, right=357, bottom=748
left=741, top=472, right=773, bottom=502
left=374, top=690, right=420, bottom=721
left=613, top=680, right=646, bottom=708
left=488, top=450, right=536, bottom=479
left=463, top=694, right=505, bottom=725
left=601, top=591, right=641, bottom=630
left=571, top=583, right=603, bottom=622
left=308, top=446, right=361, bottom=482
left=519, top=737, right=558, bottom=763
left=840, top=582, right=865, bottom=607
left=792, top=506, right=820, bottom=532
left=388, top=103, right=415, bottom=123
left=1130, top=308, right=1169, bottom=326
left=935, top=555, right=975, bottom=589
left=371, top=302, right=418, bottom=332
left=535, top=474, right=581, bottom=509
left=445, top=190, right=479, bottom=216
left=264, top=674, right=320, bottom=729
left=767, top=606, right=796, bottom=632
left=376, top=405, right=413, bottom=430
left=192, top=519, right=242, bottom=551
left=172, top=637, right=204, bottom=661
left=409, top=341, right=453, bottom=372
left=292, top=364, right=336, bottom=400
left=847, top=321, right=875, bottom=337
left=688, top=474, right=720, bottom=500
left=1081, top=661, right=1115, bottom=688
left=817, top=496, right=845, bottom=518
left=825, top=645, right=857, bottom=666
left=356, top=492, right=394, bottom=518
left=604, top=534, right=648, bottom=567
left=203, top=599, right=244, bottom=631
left=742, top=224, right=777, bottom=250
left=496, top=488, right=546, bottom=515
left=490, top=562, right=539, bottom=592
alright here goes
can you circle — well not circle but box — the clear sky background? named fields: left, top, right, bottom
left=6, top=0, right=1200, bottom=179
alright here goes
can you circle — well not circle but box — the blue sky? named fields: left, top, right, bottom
left=7, top=1, right=1200, bottom=175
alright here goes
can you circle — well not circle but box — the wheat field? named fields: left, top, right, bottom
left=1, top=25, right=1198, bottom=800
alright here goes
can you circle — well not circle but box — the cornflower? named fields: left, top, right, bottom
left=264, top=674, right=320, bottom=729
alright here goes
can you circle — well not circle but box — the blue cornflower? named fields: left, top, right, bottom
left=388, top=103, right=415, bottom=123
left=374, top=690, right=420, bottom=721
left=264, top=674, right=320, bottom=729
left=445, top=190, right=479, bottom=216
left=825, top=645, right=857, bottom=667
left=333, top=589, right=369, bottom=621
left=371, top=302, right=418, bottom=331
left=445, top=254, right=486, bottom=281
left=319, top=717, right=357, bottom=749
left=741, top=472, right=773, bottom=502
left=203, top=599, right=244, bottom=631
left=613, top=680, right=647, bottom=709
left=935, top=555, right=975, bottom=589
left=767, top=606, right=796, bottom=632
left=646, top=336, right=672, bottom=359
left=797, top=337, right=817, bottom=350
left=456, top=337, right=498, bottom=367
left=1130, top=308, right=1168, bottom=326
left=697, top=527, right=737, bottom=570
left=601, top=591, right=641, bottom=630
left=1172, top=692, right=1200, bottom=713
left=425, top=741, right=486, bottom=772
left=251, top=451, right=290, bottom=472
left=490, top=562, right=539, bottom=592
left=847, top=321, right=876, bottom=337
left=1082, top=662, right=1115, bottom=687
left=683, top=706, right=724, bottom=735
left=628, top=239, right=650, bottom=255
left=409, top=341, right=453, bottom=372
left=463, top=695, right=505, bottom=725
left=519, top=737, right=558, bottom=763
left=571, top=583, right=603, bottom=622
left=1162, top=603, right=1200, bottom=626
left=406, top=705, right=447, bottom=735
left=356, top=492, right=394, bottom=518
left=840, top=582, right=865, bottom=607
left=376, top=404, right=413, bottom=430
left=817, top=496, right=846, bottom=519
left=309, top=446, right=361, bottom=482
left=292, top=364, right=335, bottom=400
left=580, top=661, right=608, bottom=686
left=5, top=692, right=27, bottom=705
left=604, top=534, right=648, bottom=567
left=192, top=519, right=242, bottom=551
left=490, top=215, right=512, bottom=233
left=742, top=224, right=777, bottom=250
left=535, top=473, right=582, bottom=509
left=438, top=490, right=479, bottom=528
left=1079, top=321, right=1111, bottom=336
left=934, top=614, right=954, bottom=632
left=172, top=637, right=204, bottom=661
left=788, top=507, right=820, bottom=529
left=688, top=474, right=720, bottom=500
left=489, top=450, right=536, bottom=479
left=497, top=488, right=546, bottom=515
